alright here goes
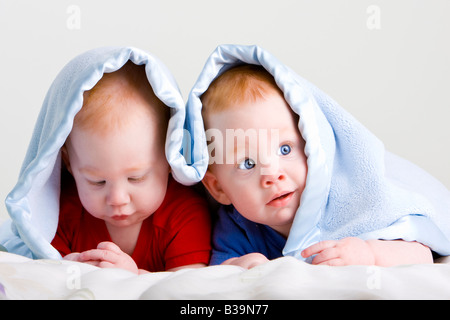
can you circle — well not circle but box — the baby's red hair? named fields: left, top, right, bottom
left=74, top=61, right=169, bottom=137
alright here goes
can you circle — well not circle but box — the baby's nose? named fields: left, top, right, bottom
left=260, top=165, right=286, bottom=188
left=107, top=185, right=130, bottom=207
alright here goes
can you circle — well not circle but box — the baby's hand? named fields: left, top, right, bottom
left=63, top=252, right=82, bottom=262
left=222, top=253, right=269, bottom=269
left=301, top=237, right=376, bottom=266
left=77, top=241, right=139, bottom=274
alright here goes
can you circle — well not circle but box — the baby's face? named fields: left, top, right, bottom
left=204, top=92, right=307, bottom=237
left=65, top=105, right=169, bottom=230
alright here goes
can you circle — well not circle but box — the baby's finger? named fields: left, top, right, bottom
left=83, top=260, right=101, bottom=267
left=311, top=248, right=338, bottom=265
left=315, top=258, right=346, bottom=266
left=63, top=252, right=81, bottom=261
left=97, top=241, right=122, bottom=254
left=98, top=261, right=115, bottom=269
left=79, top=248, right=118, bottom=263
left=301, top=240, right=338, bottom=258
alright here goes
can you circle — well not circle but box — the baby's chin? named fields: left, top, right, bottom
left=266, top=205, right=297, bottom=231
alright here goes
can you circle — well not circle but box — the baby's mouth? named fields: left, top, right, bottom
left=111, top=214, right=130, bottom=221
left=267, top=191, right=294, bottom=207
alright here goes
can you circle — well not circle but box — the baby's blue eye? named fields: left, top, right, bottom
left=279, top=144, right=291, bottom=155
left=238, top=158, right=256, bottom=170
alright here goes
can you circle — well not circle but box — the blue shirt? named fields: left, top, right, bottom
left=210, top=205, right=287, bottom=265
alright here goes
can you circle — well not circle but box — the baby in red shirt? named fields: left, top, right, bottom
left=51, top=61, right=211, bottom=274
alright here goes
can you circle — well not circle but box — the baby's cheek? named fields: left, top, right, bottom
left=79, top=192, right=104, bottom=218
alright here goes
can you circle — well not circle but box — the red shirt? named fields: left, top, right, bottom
left=51, top=172, right=211, bottom=271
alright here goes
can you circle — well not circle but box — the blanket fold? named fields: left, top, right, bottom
left=0, top=47, right=194, bottom=259
left=185, top=44, right=450, bottom=259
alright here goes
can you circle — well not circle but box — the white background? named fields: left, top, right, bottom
left=0, top=0, right=449, bottom=221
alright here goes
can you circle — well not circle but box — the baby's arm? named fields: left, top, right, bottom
left=221, top=253, right=269, bottom=269
left=366, top=239, right=433, bottom=266
left=301, top=237, right=433, bottom=267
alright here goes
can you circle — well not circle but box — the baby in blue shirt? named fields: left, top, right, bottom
left=201, top=64, right=432, bottom=269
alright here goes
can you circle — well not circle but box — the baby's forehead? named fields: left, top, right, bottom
left=208, top=89, right=296, bottom=124
left=66, top=110, right=167, bottom=168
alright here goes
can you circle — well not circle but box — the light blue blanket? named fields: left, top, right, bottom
left=0, top=47, right=198, bottom=259
left=185, top=44, right=450, bottom=259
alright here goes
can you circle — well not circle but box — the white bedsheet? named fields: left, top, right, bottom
left=1, top=252, right=450, bottom=300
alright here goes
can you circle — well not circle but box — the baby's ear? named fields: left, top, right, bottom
left=61, top=144, right=72, bottom=174
left=202, top=170, right=232, bottom=205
